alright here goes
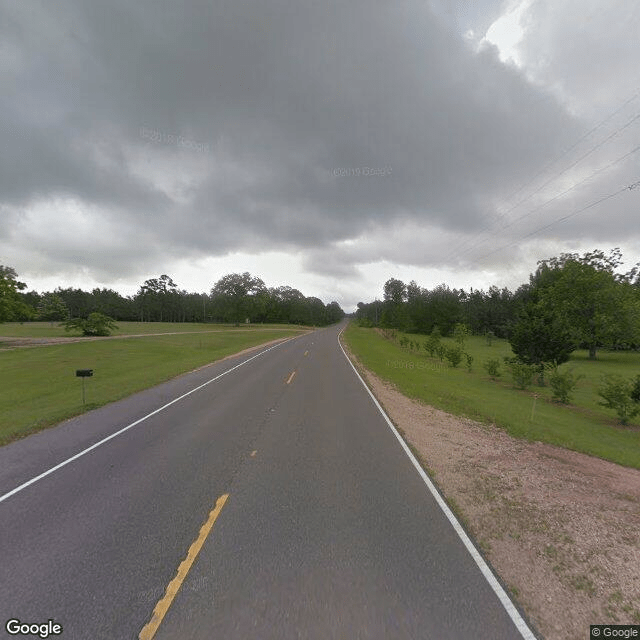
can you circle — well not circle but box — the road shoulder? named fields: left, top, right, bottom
left=341, top=340, right=640, bottom=640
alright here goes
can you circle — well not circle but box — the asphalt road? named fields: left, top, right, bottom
left=0, top=322, right=536, bottom=639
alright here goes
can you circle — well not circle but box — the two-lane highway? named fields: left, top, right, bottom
left=0, top=322, right=536, bottom=639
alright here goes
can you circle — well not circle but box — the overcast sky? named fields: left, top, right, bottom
left=2, top=0, right=639, bottom=311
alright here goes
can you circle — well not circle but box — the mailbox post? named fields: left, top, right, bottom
left=76, top=369, right=93, bottom=406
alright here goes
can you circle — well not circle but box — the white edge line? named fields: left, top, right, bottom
left=0, top=336, right=299, bottom=505
left=337, top=326, right=537, bottom=640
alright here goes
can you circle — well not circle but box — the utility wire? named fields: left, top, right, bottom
left=458, top=110, right=640, bottom=260
left=459, top=141, right=640, bottom=260
left=472, top=178, right=640, bottom=264
left=453, top=89, right=640, bottom=257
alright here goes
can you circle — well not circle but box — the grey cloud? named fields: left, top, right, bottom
left=2, top=0, right=634, bottom=290
left=516, top=0, right=640, bottom=118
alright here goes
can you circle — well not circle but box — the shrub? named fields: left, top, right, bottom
left=445, top=345, right=463, bottom=368
left=453, top=322, right=470, bottom=346
left=464, top=353, right=473, bottom=372
left=425, top=326, right=442, bottom=357
left=483, top=358, right=501, bottom=379
left=505, top=359, right=536, bottom=390
left=425, top=335, right=440, bottom=357
left=549, top=367, right=583, bottom=404
left=399, top=336, right=409, bottom=348
left=534, top=363, right=547, bottom=387
left=436, top=344, right=446, bottom=361
left=631, top=374, right=640, bottom=403
left=64, top=312, right=118, bottom=337
left=598, top=375, right=640, bottom=425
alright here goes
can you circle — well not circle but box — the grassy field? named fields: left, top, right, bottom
left=0, top=324, right=306, bottom=445
left=0, top=321, right=309, bottom=338
left=343, top=323, right=640, bottom=469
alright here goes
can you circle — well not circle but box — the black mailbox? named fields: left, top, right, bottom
left=76, top=369, right=93, bottom=377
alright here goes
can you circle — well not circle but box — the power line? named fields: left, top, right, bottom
left=457, top=109, right=640, bottom=261
left=459, top=141, right=640, bottom=260
left=452, top=89, right=640, bottom=257
left=501, top=88, right=640, bottom=204
left=472, top=178, right=640, bottom=265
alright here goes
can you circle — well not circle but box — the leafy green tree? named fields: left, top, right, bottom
left=405, top=280, right=431, bottom=333
left=91, top=288, right=133, bottom=320
left=381, top=277, right=408, bottom=329
left=324, top=301, right=344, bottom=324
left=38, top=293, right=69, bottom=322
left=426, top=284, right=462, bottom=336
left=305, top=296, right=329, bottom=326
left=64, top=312, right=118, bottom=336
left=211, top=272, right=266, bottom=325
left=383, top=277, right=406, bottom=305
left=611, top=281, right=640, bottom=349
left=0, top=266, right=31, bottom=322
left=598, top=375, right=640, bottom=425
left=534, top=249, right=630, bottom=359
left=136, top=275, right=180, bottom=322
left=509, top=301, right=576, bottom=366
left=55, top=287, right=93, bottom=318
left=463, top=286, right=515, bottom=338
left=266, top=286, right=304, bottom=323
left=355, top=300, right=383, bottom=326
left=19, top=290, right=41, bottom=317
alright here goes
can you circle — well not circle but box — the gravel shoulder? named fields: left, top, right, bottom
left=344, top=344, right=640, bottom=640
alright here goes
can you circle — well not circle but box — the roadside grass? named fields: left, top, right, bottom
left=343, top=323, right=640, bottom=469
left=0, top=321, right=310, bottom=338
left=0, top=328, right=303, bottom=445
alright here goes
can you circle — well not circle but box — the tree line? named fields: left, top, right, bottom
left=356, top=248, right=640, bottom=361
left=0, top=269, right=345, bottom=327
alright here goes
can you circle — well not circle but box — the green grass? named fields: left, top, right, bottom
left=343, top=323, right=640, bottom=469
left=0, top=321, right=310, bottom=338
left=0, top=327, right=304, bottom=445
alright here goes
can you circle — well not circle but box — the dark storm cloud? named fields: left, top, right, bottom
left=3, top=0, right=627, bottom=286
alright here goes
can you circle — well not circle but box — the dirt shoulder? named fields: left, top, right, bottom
left=343, top=343, right=640, bottom=640
left=0, top=328, right=310, bottom=349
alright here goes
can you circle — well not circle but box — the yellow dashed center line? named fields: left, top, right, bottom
left=138, top=493, right=229, bottom=640
left=286, top=370, right=296, bottom=384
